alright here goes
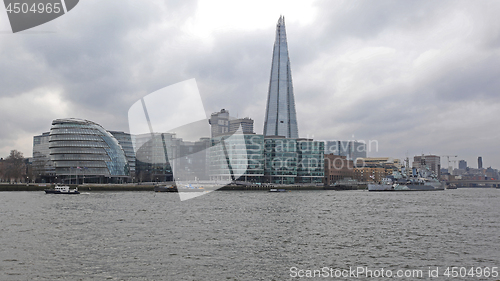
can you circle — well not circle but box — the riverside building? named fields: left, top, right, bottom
left=32, top=132, right=55, bottom=182
left=110, top=131, right=136, bottom=178
left=47, top=118, right=130, bottom=183
left=324, top=154, right=355, bottom=185
left=296, top=139, right=324, bottom=183
left=263, top=137, right=324, bottom=184
left=209, top=133, right=264, bottom=182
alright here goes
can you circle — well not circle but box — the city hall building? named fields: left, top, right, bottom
left=33, top=118, right=130, bottom=183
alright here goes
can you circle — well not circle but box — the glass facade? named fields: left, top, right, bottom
left=33, top=132, right=55, bottom=182
left=264, top=137, right=297, bottom=184
left=263, top=16, right=299, bottom=138
left=263, top=137, right=324, bottom=184
left=133, top=133, right=211, bottom=182
left=49, top=119, right=129, bottom=183
left=134, top=133, right=175, bottom=182
left=209, top=134, right=264, bottom=182
left=296, top=140, right=325, bottom=183
left=110, top=131, right=136, bottom=178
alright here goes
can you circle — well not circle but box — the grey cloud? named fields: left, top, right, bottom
left=1, top=0, right=500, bottom=167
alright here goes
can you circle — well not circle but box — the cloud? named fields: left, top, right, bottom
left=1, top=0, right=500, bottom=169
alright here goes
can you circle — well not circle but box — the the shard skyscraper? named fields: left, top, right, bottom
left=263, top=16, right=299, bottom=139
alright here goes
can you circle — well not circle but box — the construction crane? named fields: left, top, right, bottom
left=441, top=155, right=458, bottom=173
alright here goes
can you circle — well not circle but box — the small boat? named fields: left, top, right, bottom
left=269, top=189, right=287, bottom=192
left=447, top=184, right=458, bottom=189
left=45, top=185, right=80, bottom=194
left=154, top=185, right=178, bottom=192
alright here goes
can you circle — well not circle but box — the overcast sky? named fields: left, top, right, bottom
left=1, top=0, right=500, bottom=169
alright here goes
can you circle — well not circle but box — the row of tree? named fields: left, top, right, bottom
left=0, top=150, right=27, bottom=183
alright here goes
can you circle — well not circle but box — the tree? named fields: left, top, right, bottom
left=0, top=158, right=5, bottom=182
left=4, top=150, right=25, bottom=183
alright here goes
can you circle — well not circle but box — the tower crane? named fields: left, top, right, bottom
left=441, top=155, right=458, bottom=173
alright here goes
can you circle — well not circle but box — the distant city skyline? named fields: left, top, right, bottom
left=1, top=1, right=500, bottom=169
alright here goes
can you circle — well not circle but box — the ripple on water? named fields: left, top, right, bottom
left=0, top=189, right=498, bottom=280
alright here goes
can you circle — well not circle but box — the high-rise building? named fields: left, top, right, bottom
left=229, top=117, right=254, bottom=134
left=478, top=156, right=483, bottom=169
left=458, top=160, right=467, bottom=170
left=209, top=109, right=254, bottom=137
left=209, top=109, right=230, bottom=138
left=263, top=16, right=299, bottom=138
left=412, top=155, right=440, bottom=176
left=32, top=132, right=55, bottom=182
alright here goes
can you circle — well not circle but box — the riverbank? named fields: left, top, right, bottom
left=0, top=183, right=333, bottom=192
left=0, top=184, right=154, bottom=192
left=0, top=183, right=366, bottom=192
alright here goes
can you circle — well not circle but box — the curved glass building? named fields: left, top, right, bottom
left=49, top=118, right=129, bottom=183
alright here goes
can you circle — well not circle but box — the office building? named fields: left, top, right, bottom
left=264, top=136, right=297, bottom=184
left=134, top=133, right=175, bottom=182
left=353, top=166, right=387, bottom=182
left=32, top=132, right=55, bottom=182
left=110, top=131, right=136, bottom=178
left=478, top=157, right=483, bottom=169
left=48, top=118, right=129, bottom=183
left=324, top=155, right=355, bottom=185
left=175, top=137, right=211, bottom=181
left=412, top=155, right=440, bottom=176
left=296, top=139, right=324, bottom=183
left=209, top=109, right=254, bottom=138
left=228, top=117, right=254, bottom=134
left=263, top=16, right=299, bottom=138
left=209, top=109, right=230, bottom=138
left=458, top=160, right=467, bottom=170
left=209, top=133, right=264, bottom=182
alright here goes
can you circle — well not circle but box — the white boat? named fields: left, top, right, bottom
left=44, top=185, right=80, bottom=194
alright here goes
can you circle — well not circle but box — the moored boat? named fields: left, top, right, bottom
left=447, top=184, right=458, bottom=189
left=325, top=178, right=362, bottom=190
left=368, top=165, right=444, bottom=192
left=154, top=185, right=178, bottom=192
left=44, top=185, right=80, bottom=194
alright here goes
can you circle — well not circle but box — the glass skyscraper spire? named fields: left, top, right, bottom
left=263, top=16, right=299, bottom=138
